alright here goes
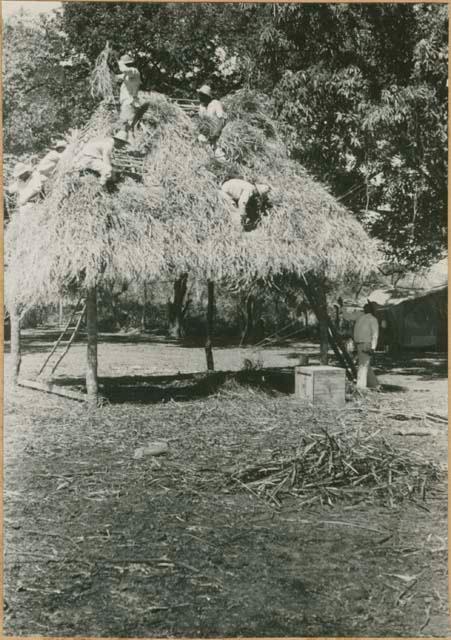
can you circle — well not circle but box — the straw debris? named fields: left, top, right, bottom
left=229, top=429, right=439, bottom=509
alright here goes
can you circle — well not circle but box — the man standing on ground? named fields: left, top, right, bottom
left=353, top=302, right=380, bottom=389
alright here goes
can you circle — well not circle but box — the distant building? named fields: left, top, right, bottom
left=340, top=258, right=448, bottom=352
left=369, top=285, right=447, bottom=352
left=368, top=259, right=448, bottom=352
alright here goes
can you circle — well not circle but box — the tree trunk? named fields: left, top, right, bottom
left=10, top=306, right=21, bottom=385
left=168, top=273, right=188, bottom=338
left=241, top=294, right=255, bottom=344
left=86, top=287, right=98, bottom=405
left=58, top=298, right=64, bottom=328
left=318, top=317, right=329, bottom=365
left=205, top=280, right=215, bottom=371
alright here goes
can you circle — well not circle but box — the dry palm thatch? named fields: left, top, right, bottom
left=5, top=88, right=379, bottom=312
left=89, top=41, right=115, bottom=102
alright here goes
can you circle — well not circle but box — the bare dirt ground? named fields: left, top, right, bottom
left=3, top=331, right=449, bottom=637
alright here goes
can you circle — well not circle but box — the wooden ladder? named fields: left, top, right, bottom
left=37, top=297, right=86, bottom=380
left=111, top=149, right=146, bottom=178
left=172, top=98, right=198, bottom=116
left=301, top=274, right=357, bottom=382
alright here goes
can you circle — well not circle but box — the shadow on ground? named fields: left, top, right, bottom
left=51, top=368, right=295, bottom=404
left=374, top=352, right=447, bottom=381
left=12, top=329, right=316, bottom=354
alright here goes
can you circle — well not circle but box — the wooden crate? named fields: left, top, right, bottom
left=294, top=365, right=345, bottom=407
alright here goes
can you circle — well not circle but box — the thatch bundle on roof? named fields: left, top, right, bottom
left=5, top=88, right=379, bottom=313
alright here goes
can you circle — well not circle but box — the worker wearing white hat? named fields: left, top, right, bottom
left=36, top=139, right=68, bottom=180
left=197, top=84, right=226, bottom=121
left=197, top=84, right=227, bottom=153
left=353, top=302, right=380, bottom=389
left=221, top=178, right=271, bottom=230
left=12, top=162, right=33, bottom=182
left=8, top=161, right=47, bottom=209
left=75, top=130, right=129, bottom=185
left=7, top=162, right=32, bottom=198
left=116, top=53, right=143, bottom=133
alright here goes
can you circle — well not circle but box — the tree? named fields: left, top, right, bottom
left=264, top=4, right=447, bottom=273
left=167, top=274, right=190, bottom=338
left=60, top=2, right=249, bottom=97
left=2, top=11, right=94, bottom=156
left=8, top=3, right=444, bottom=276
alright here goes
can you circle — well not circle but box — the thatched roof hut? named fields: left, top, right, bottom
left=6, top=89, right=378, bottom=307
left=5, top=87, right=379, bottom=399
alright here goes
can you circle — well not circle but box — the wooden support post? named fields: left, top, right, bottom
left=168, top=273, right=188, bottom=338
left=316, top=284, right=329, bottom=365
left=300, top=273, right=328, bottom=365
left=10, top=306, right=21, bottom=386
left=141, top=282, right=147, bottom=332
left=86, top=287, right=98, bottom=404
left=205, top=280, right=215, bottom=371
left=241, top=293, right=255, bottom=345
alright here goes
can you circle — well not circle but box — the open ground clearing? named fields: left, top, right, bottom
left=3, top=334, right=448, bottom=636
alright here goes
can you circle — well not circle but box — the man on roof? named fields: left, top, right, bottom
left=197, top=84, right=225, bottom=119
left=9, top=162, right=46, bottom=209
left=197, top=84, right=226, bottom=145
left=116, top=54, right=149, bottom=134
left=221, top=178, right=271, bottom=231
left=75, top=130, right=129, bottom=186
left=35, top=139, right=68, bottom=181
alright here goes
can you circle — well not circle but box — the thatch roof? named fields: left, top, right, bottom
left=5, top=89, right=380, bottom=311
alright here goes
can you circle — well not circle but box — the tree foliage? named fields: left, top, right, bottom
left=2, top=11, right=95, bottom=156
left=4, top=2, right=447, bottom=274
left=60, top=2, right=249, bottom=96
left=263, top=4, right=447, bottom=271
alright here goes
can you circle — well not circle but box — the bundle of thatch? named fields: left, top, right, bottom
left=5, top=87, right=379, bottom=313
left=230, top=428, right=439, bottom=508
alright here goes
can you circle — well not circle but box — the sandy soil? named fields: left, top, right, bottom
left=3, top=334, right=448, bottom=636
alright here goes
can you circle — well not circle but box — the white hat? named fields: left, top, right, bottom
left=52, top=139, right=67, bottom=150
left=197, top=84, right=212, bottom=98
left=113, top=130, right=129, bottom=143
left=255, top=183, right=270, bottom=196
left=13, top=162, right=33, bottom=179
left=119, top=53, right=135, bottom=65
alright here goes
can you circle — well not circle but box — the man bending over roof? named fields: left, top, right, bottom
left=36, top=139, right=67, bottom=180
left=221, top=178, right=270, bottom=231
left=75, top=130, right=129, bottom=186
left=8, top=162, right=46, bottom=209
